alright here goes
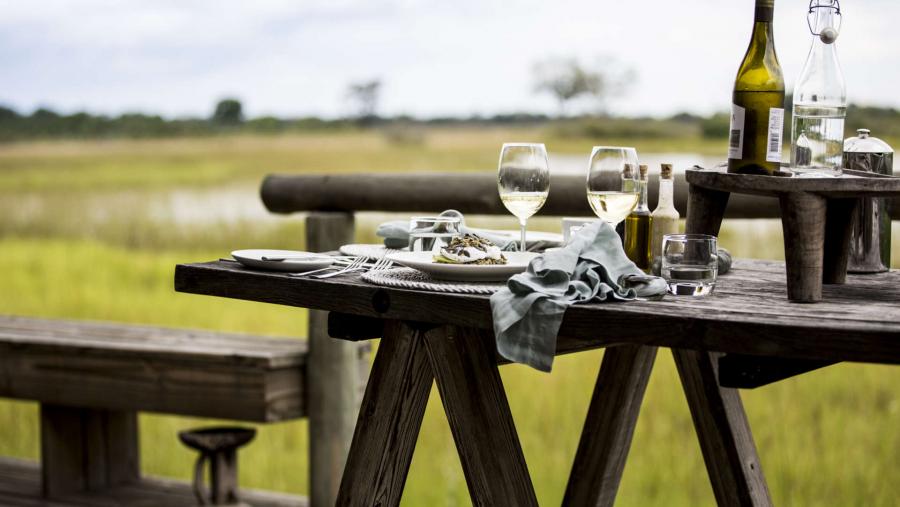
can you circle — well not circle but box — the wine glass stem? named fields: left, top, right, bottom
left=519, top=219, right=527, bottom=252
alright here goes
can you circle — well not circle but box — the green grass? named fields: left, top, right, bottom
left=0, top=130, right=898, bottom=506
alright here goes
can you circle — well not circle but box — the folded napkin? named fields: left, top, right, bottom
left=490, top=221, right=668, bottom=372
left=376, top=210, right=520, bottom=251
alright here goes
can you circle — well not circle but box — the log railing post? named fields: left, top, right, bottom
left=40, top=404, right=139, bottom=498
left=306, top=212, right=364, bottom=507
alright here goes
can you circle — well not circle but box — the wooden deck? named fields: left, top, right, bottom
left=0, top=458, right=307, bottom=507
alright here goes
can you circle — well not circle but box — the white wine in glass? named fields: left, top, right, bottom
left=586, top=191, right=639, bottom=225
left=586, top=146, right=639, bottom=227
left=498, top=143, right=550, bottom=251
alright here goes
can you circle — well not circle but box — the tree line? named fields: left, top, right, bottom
left=1, top=53, right=898, bottom=142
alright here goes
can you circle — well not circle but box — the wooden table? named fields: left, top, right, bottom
left=175, top=259, right=900, bottom=507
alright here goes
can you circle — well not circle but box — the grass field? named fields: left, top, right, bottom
left=0, top=128, right=898, bottom=506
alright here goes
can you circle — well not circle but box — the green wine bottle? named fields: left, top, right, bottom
left=727, top=0, right=785, bottom=175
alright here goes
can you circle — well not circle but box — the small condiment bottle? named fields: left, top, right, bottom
left=650, top=164, right=680, bottom=265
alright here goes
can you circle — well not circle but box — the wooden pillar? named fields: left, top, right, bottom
left=685, top=184, right=730, bottom=236
left=306, top=211, right=363, bottom=507
left=779, top=193, right=827, bottom=302
left=822, top=198, right=859, bottom=285
left=40, top=404, right=139, bottom=498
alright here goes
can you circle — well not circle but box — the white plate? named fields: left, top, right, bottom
left=339, top=244, right=407, bottom=259
left=495, top=230, right=565, bottom=245
left=387, top=251, right=537, bottom=282
left=231, top=249, right=334, bottom=272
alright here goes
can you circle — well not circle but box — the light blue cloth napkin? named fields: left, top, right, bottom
left=376, top=210, right=519, bottom=251
left=490, top=221, right=668, bottom=372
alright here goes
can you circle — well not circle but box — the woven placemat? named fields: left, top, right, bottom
left=362, top=268, right=505, bottom=294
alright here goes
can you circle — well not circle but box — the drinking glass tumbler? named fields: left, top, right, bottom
left=408, top=216, right=461, bottom=252
left=661, top=234, right=718, bottom=296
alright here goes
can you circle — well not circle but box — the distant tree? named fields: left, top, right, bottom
left=533, top=57, right=635, bottom=116
left=346, top=80, right=381, bottom=124
left=211, top=98, right=244, bottom=126
left=0, top=105, right=19, bottom=121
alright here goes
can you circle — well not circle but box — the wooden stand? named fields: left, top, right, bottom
left=686, top=167, right=900, bottom=303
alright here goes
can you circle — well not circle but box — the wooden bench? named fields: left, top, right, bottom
left=0, top=315, right=367, bottom=506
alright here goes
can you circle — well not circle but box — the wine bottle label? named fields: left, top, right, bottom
left=728, top=104, right=745, bottom=160
left=766, top=107, right=784, bottom=163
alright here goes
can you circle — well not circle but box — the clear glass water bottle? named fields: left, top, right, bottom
left=790, top=0, right=846, bottom=176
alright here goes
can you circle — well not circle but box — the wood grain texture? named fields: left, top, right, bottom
left=422, top=326, right=537, bottom=507
left=0, top=316, right=308, bottom=422
left=175, top=259, right=900, bottom=365
left=686, top=167, right=900, bottom=198
left=336, top=321, right=433, bottom=507
left=780, top=192, right=827, bottom=302
left=563, top=346, right=658, bottom=507
left=0, top=457, right=307, bottom=507
left=685, top=184, right=730, bottom=236
left=823, top=198, right=859, bottom=285
left=306, top=212, right=363, bottom=507
left=260, top=172, right=792, bottom=220
left=40, top=406, right=138, bottom=497
left=717, top=355, right=837, bottom=389
left=673, top=350, right=772, bottom=507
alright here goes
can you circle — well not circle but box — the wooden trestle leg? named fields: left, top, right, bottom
left=422, top=326, right=538, bottom=507
left=673, top=350, right=773, bottom=507
left=336, top=321, right=433, bottom=507
left=562, top=345, right=658, bottom=507
left=681, top=184, right=772, bottom=506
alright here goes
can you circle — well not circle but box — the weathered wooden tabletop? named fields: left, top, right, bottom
left=175, top=258, right=900, bottom=365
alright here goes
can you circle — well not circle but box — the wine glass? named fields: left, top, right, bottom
left=498, top=143, right=550, bottom=251
left=586, top=146, right=639, bottom=227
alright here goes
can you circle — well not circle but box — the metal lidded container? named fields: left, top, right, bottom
left=842, top=128, right=894, bottom=273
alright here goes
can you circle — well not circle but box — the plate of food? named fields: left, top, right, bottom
left=231, top=249, right=335, bottom=272
left=387, top=235, right=537, bottom=282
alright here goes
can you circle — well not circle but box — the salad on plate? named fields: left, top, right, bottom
left=433, top=235, right=508, bottom=265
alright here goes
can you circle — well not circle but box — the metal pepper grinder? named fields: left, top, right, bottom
left=843, top=128, right=894, bottom=272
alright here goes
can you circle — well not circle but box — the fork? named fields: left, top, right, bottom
left=368, top=257, right=394, bottom=272
left=311, top=256, right=371, bottom=279
left=288, top=257, right=365, bottom=278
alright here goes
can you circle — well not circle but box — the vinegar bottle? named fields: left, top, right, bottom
left=625, top=164, right=652, bottom=272
left=650, top=164, right=680, bottom=265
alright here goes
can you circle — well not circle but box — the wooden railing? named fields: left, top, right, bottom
left=262, top=171, right=899, bottom=219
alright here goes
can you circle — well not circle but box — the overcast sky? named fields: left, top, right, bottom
left=0, top=0, right=894, bottom=119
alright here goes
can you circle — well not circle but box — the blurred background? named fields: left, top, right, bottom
left=0, top=0, right=898, bottom=505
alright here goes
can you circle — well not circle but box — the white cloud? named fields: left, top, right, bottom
left=0, top=0, right=896, bottom=118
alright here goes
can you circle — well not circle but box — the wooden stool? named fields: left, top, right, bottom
left=685, top=167, right=900, bottom=303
